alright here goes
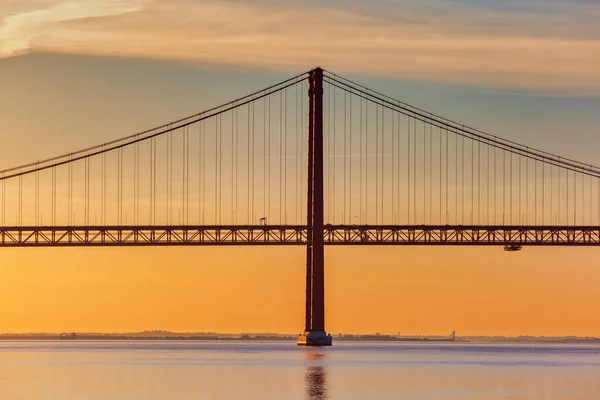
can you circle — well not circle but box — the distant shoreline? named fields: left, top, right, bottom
left=0, top=335, right=457, bottom=342
left=2, top=333, right=600, bottom=344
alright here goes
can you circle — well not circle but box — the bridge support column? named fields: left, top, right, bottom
left=298, top=67, right=331, bottom=347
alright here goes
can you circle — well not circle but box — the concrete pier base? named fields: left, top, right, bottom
left=297, top=331, right=332, bottom=347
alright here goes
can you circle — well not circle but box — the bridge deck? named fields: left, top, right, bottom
left=1, top=225, right=599, bottom=247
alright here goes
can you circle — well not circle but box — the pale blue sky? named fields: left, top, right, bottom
left=1, top=0, right=599, bottom=91
left=0, top=0, right=599, bottom=183
left=1, top=51, right=599, bottom=171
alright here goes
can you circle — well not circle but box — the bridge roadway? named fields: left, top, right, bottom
left=1, top=225, right=600, bottom=247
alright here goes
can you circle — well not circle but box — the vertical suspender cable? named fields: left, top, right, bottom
left=219, top=112, right=223, bottom=225
left=344, top=91, right=347, bottom=224
left=493, top=148, right=496, bottom=225
left=69, top=158, right=73, bottom=225
left=202, top=121, right=206, bottom=224
left=325, top=85, right=329, bottom=221
left=478, top=141, right=481, bottom=224
left=364, top=98, right=368, bottom=223
left=503, top=151, right=506, bottom=225
left=1, top=174, right=4, bottom=226
left=232, top=108, right=235, bottom=224
left=526, top=158, right=529, bottom=225
left=407, top=116, right=410, bottom=224
left=120, top=147, right=123, bottom=225
left=461, top=136, right=465, bottom=223
left=52, top=167, right=56, bottom=225
left=263, top=98, right=266, bottom=224
left=333, top=87, right=336, bottom=223
left=589, top=174, right=592, bottom=226
left=299, top=84, right=303, bottom=224
left=186, top=126, right=190, bottom=224
left=567, top=169, right=569, bottom=226
left=134, top=140, right=139, bottom=225
left=400, top=111, right=403, bottom=224
left=375, top=105, right=379, bottom=224
left=327, top=83, right=331, bottom=221
left=392, top=112, right=395, bottom=223
left=198, top=122, right=202, bottom=224
left=301, top=81, right=306, bottom=223
left=296, top=84, right=299, bottom=223
left=519, top=156, right=522, bottom=224
left=215, top=117, right=219, bottom=225
left=574, top=171, right=577, bottom=225
left=34, top=169, right=38, bottom=225
left=535, top=161, right=538, bottom=225
left=542, top=161, right=545, bottom=225
left=137, top=141, right=140, bottom=224
left=182, top=128, right=186, bottom=225
left=423, top=119, right=426, bottom=224
left=279, top=92, right=283, bottom=224
left=430, top=121, right=433, bottom=224
left=360, top=96, right=363, bottom=223
left=348, top=96, right=352, bottom=225
left=413, top=118, right=417, bottom=224
left=236, top=107, right=239, bottom=224
left=18, top=175, right=22, bottom=226
left=445, top=128, right=448, bottom=224
left=471, top=139, right=474, bottom=224
left=103, top=150, right=106, bottom=225
left=440, top=126, right=443, bottom=224
left=167, top=132, right=171, bottom=224
left=268, top=96, right=271, bottom=223
left=250, top=101, right=254, bottom=223
left=35, top=169, right=39, bottom=225
left=510, top=153, right=513, bottom=225
left=456, top=133, right=458, bottom=224
left=149, top=140, right=153, bottom=225
left=85, top=158, right=89, bottom=225
left=382, top=106, right=385, bottom=223
left=584, top=173, right=587, bottom=225
left=487, top=142, right=490, bottom=224
left=152, top=137, right=156, bottom=224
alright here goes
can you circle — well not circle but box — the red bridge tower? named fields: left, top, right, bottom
left=298, top=68, right=332, bottom=346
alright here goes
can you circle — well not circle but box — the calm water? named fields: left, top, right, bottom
left=1, top=340, right=600, bottom=399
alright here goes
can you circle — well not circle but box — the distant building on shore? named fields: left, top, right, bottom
left=59, top=332, right=77, bottom=340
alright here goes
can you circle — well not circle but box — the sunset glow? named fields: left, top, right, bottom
left=1, top=0, right=600, bottom=337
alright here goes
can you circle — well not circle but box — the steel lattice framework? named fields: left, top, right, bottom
left=1, top=225, right=599, bottom=247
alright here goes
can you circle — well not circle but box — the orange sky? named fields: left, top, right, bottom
left=1, top=245, right=599, bottom=336
left=1, top=1, right=600, bottom=337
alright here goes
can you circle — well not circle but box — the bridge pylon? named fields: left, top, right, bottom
left=298, top=67, right=332, bottom=347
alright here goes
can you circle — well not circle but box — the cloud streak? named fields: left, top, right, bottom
left=0, top=0, right=149, bottom=57
left=1, top=0, right=599, bottom=94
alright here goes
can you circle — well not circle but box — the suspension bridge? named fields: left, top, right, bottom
left=2, top=68, right=600, bottom=345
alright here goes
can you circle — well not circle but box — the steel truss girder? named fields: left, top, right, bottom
left=1, top=225, right=600, bottom=247
left=0, top=226, right=307, bottom=247
left=323, top=225, right=600, bottom=246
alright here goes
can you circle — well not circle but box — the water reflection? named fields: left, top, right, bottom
left=304, top=352, right=328, bottom=400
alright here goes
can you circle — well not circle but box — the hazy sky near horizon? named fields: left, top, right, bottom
left=1, top=0, right=600, bottom=336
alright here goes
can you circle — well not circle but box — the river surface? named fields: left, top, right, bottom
left=1, top=341, right=600, bottom=399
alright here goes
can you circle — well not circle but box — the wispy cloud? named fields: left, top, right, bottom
left=0, top=0, right=149, bottom=57
left=1, top=0, right=599, bottom=94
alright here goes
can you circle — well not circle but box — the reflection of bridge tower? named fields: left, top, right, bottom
left=298, top=68, right=331, bottom=346
left=304, top=352, right=329, bottom=399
